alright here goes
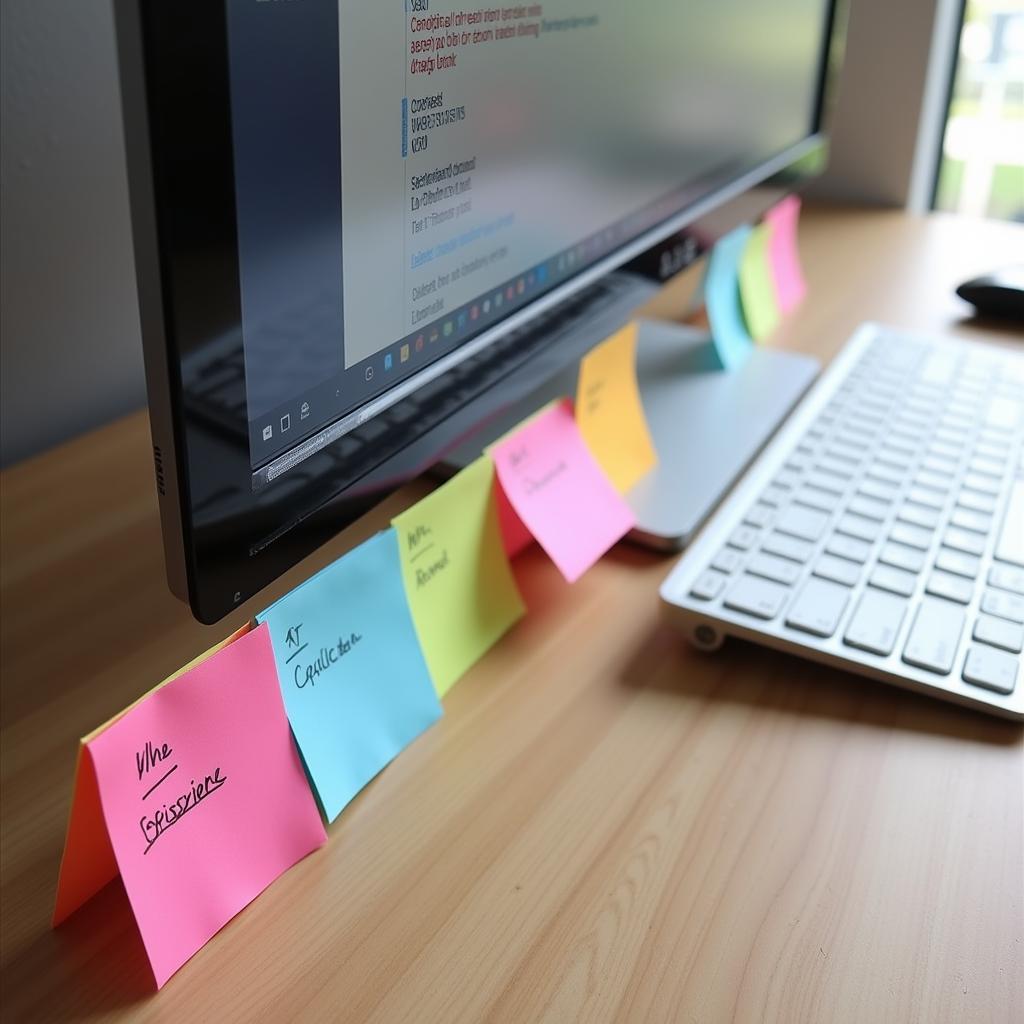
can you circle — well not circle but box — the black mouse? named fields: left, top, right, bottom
left=956, top=267, right=1024, bottom=324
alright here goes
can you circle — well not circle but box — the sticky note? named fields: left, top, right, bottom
left=763, top=194, right=807, bottom=314
left=256, top=530, right=443, bottom=822
left=491, top=399, right=635, bottom=583
left=738, top=222, right=782, bottom=342
left=703, top=224, right=755, bottom=370
left=53, top=624, right=326, bottom=988
left=576, top=323, right=658, bottom=493
left=392, top=458, right=525, bottom=696
left=53, top=623, right=253, bottom=929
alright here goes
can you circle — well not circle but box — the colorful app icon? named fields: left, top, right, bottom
left=443, top=321, right=453, bottom=337
left=516, top=278, right=525, bottom=295
left=470, top=305, right=479, bottom=320
left=482, top=299, right=491, bottom=314
left=384, top=353, right=393, bottom=371
left=429, top=329, right=439, bottom=343
left=400, top=343, right=410, bottom=363
left=457, top=312, right=467, bottom=329
left=415, top=335, right=424, bottom=352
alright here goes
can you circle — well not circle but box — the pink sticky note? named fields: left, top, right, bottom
left=86, top=624, right=327, bottom=988
left=764, top=195, right=807, bottom=314
left=491, top=400, right=635, bottom=583
left=496, top=478, right=534, bottom=558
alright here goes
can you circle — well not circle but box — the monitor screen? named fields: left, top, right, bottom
left=225, top=0, right=832, bottom=469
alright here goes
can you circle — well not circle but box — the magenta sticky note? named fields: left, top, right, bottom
left=491, top=399, right=635, bottom=583
left=764, top=195, right=807, bottom=314
left=86, top=624, right=327, bottom=988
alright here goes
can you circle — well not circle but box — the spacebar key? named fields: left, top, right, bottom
left=723, top=575, right=790, bottom=620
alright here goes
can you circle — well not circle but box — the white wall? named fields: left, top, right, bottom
left=1, top=0, right=144, bottom=467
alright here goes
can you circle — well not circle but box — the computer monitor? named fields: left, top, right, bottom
left=114, top=0, right=844, bottom=623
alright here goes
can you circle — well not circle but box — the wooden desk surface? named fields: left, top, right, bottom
left=2, top=206, right=1022, bottom=1022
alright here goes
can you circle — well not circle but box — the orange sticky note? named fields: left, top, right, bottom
left=53, top=624, right=327, bottom=989
left=576, top=323, right=658, bottom=493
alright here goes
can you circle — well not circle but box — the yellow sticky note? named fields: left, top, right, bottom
left=392, top=458, right=525, bottom=697
left=576, top=323, right=658, bottom=493
left=738, top=222, right=781, bottom=342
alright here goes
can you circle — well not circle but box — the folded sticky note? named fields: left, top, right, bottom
left=53, top=624, right=327, bottom=988
left=703, top=224, right=755, bottom=370
left=576, top=323, right=658, bottom=494
left=491, top=399, right=635, bottom=583
left=256, top=530, right=443, bottom=822
left=763, top=195, right=807, bottom=314
left=496, top=477, right=534, bottom=558
left=393, top=458, right=525, bottom=696
left=738, top=222, right=782, bottom=342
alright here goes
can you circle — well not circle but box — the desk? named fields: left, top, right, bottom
left=2, top=206, right=1022, bottom=1022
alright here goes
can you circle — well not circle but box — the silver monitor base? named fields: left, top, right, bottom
left=440, top=318, right=820, bottom=551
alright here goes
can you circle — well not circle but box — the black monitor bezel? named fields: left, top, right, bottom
left=115, top=0, right=846, bottom=624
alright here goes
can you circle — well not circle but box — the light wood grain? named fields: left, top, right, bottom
left=2, top=206, right=1022, bottom=1023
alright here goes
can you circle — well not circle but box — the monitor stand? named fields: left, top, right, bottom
left=440, top=318, right=820, bottom=551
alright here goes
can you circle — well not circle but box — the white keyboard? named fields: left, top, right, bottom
left=660, top=323, right=1024, bottom=720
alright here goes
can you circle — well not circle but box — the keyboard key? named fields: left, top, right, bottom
left=928, top=440, right=961, bottom=462
left=866, top=462, right=906, bottom=486
left=690, top=570, right=727, bottom=601
left=897, top=503, right=941, bottom=530
left=813, top=554, right=861, bottom=587
left=827, top=441, right=864, bottom=464
left=878, top=542, right=926, bottom=574
left=805, top=470, right=847, bottom=495
left=728, top=526, right=760, bottom=551
left=825, top=534, right=872, bottom=564
left=762, top=533, right=815, bottom=564
left=747, top=552, right=802, bottom=586
left=934, top=548, right=980, bottom=579
left=943, top=526, right=986, bottom=557
left=926, top=571, right=974, bottom=605
left=988, top=564, right=1024, bottom=595
left=774, top=468, right=802, bottom=490
left=914, top=470, right=952, bottom=493
left=837, top=513, right=881, bottom=543
left=962, top=646, right=1018, bottom=695
left=921, top=453, right=958, bottom=477
left=794, top=486, right=841, bottom=513
left=984, top=396, right=1021, bottom=432
left=785, top=578, right=851, bottom=638
left=847, top=494, right=889, bottom=522
left=973, top=614, right=1023, bottom=654
left=890, top=522, right=934, bottom=551
left=760, top=485, right=788, bottom=508
left=949, top=506, right=992, bottom=535
left=962, top=472, right=1001, bottom=496
left=968, top=454, right=1004, bottom=478
left=869, top=564, right=918, bottom=597
left=743, top=504, right=775, bottom=529
left=844, top=590, right=908, bottom=656
left=901, top=599, right=966, bottom=675
left=711, top=547, right=743, bottom=575
left=906, top=487, right=946, bottom=511
left=995, top=481, right=1024, bottom=568
left=813, top=455, right=857, bottom=480
left=775, top=506, right=829, bottom=543
left=858, top=478, right=899, bottom=504
left=957, top=489, right=997, bottom=515
left=877, top=447, right=913, bottom=471
left=724, top=575, right=789, bottom=620
left=981, top=588, right=1024, bottom=624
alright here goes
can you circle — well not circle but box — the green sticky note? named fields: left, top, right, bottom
left=392, top=458, right=525, bottom=696
left=738, top=222, right=782, bottom=342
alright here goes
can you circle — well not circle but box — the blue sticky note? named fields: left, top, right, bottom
left=703, top=224, right=755, bottom=371
left=256, top=530, right=443, bottom=822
